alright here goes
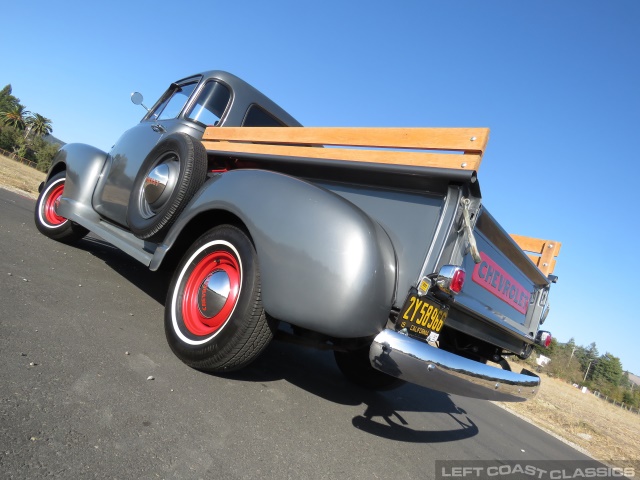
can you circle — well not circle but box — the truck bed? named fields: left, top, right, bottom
left=197, top=126, right=560, bottom=401
left=201, top=125, right=559, bottom=276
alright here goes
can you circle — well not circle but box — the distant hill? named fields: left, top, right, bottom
left=628, top=372, right=640, bottom=387
left=43, top=134, right=65, bottom=146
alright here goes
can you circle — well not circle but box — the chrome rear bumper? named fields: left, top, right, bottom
left=370, top=329, right=540, bottom=402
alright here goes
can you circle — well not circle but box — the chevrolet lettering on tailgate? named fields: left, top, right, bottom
left=472, top=252, right=531, bottom=315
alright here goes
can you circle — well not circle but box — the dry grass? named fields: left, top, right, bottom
left=1, top=154, right=638, bottom=469
left=0, top=154, right=46, bottom=199
left=496, top=370, right=640, bottom=470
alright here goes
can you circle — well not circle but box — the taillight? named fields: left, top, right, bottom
left=436, top=265, right=466, bottom=295
left=535, top=330, right=552, bottom=348
left=451, top=269, right=466, bottom=294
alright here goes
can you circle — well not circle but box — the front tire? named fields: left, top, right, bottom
left=165, top=225, right=276, bottom=372
left=34, top=171, right=88, bottom=243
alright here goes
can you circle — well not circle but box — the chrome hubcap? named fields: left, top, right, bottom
left=144, top=164, right=170, bottom=204
left=197, top=270, right=231, bottom=318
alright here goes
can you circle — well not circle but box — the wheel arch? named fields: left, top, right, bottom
left=47, top=159, right=67, bottom=181
left=157, top=208, right=250, bottom=272
left=152, top=169, right=397, bottom=339
left=46, top=143, right=108, bottom=222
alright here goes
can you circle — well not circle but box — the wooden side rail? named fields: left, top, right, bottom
left=202, top=127, right=490, bottom=172
left=202, top=127, right=560, bottom=275
left=510, top=234, right=562, bottom=276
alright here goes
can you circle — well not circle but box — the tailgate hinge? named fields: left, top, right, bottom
left=460, top=198, right=482, bottom=264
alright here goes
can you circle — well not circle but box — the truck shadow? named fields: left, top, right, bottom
left=223, top=341, right=479, bottom=444
left=77, top=235, right=171, bottom=304
left=73, top=235, right=478, bottom=444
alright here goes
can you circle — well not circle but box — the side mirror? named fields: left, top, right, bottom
left=130, top=92, right=148, bottom=111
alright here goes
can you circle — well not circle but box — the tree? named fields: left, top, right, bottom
left=29, top=135, right=60, bottom=171
left=25, top=113, right=53, bottom=139
left=0, top=105, right=31, bottom=130
left=573, top=345, right=588, bottom=368
left=0, top=84, right=57, bottom=160
left=620, top=371, right=632, bottom=389
left=545, top=339, right=584, bottom=382
left=577, top=342, right=599, bottom=381
left=585, top=342, right=599, bottom=362
left=592, top=352, right=623, bottom=387
left=0, top=124, right=22, bottom=151
left=0, top=84, right=20, bottom=113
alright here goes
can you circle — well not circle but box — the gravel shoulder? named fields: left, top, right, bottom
left=0, top=155, right=45, bottom=199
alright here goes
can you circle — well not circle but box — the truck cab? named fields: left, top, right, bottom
left=93, top=71, right=302, bottom=227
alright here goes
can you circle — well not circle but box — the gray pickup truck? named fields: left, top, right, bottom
left=35, top=70, right=559, bottom=402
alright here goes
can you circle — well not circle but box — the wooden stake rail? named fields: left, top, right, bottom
left=202, top=127, right=560, bottom=275
left=510, top=235, right=562, bottom=276
left=202, top=127, right=490, bottom=171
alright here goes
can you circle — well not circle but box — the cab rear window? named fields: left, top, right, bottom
left=242, top=105, right=285, bottom=127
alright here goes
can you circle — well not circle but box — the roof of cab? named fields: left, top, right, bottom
left=190, top=70, right=303, bottom=127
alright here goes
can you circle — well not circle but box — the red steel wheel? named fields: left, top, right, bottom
left=34, top=171, right=88, bottom=243
left=181, top=250, right=241, bottom=337
left=43, top=182, right=66, bottom=226
left=165, top=225, right=276, bottom=372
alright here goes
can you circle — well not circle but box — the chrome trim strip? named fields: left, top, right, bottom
left=418, top=186, right=460, bottom=281
left=370, top=329, right=540, bottom=402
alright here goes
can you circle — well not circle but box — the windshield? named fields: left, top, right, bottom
left=148, top=81, right=199, bottom=121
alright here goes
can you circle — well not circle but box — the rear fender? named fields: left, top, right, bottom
left=155, top=169, right=397, bottom=338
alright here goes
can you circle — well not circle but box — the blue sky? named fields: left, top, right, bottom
left=2, top=1, right=639, bottom=374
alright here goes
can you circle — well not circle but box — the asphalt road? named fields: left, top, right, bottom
left=0, top=187, right=599, bottom=479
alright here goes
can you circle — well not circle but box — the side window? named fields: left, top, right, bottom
left=154, top=81, right=198, bottom=121
left=186, top=81, right=231, bottom=126
left=242, top=104, right=285, bottom=127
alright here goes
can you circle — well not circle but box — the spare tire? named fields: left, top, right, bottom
left=127, top=133, right=207, bottom=242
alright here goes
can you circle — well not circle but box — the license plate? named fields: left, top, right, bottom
left=397, top=293, right=448, bottom=342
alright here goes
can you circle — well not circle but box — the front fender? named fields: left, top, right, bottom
left=156, top=169, right=397, bottom=338
left=50, top=143, right=107, bottom=222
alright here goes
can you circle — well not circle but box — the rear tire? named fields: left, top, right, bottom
left=165, top=225, right=276, bottom=372
left=34, top=171, right=88, bottom=243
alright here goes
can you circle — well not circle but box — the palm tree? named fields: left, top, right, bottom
left=0, top=105, right=30, bottom=130
left=26, top=113, right=53, bottom=138
left=0, top=84, right=20, bottom=113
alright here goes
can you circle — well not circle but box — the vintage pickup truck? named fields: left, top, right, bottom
left=35, top=71, right=560, bottom=402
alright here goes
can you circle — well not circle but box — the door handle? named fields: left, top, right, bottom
left=151, top=124, right=166, bottom=133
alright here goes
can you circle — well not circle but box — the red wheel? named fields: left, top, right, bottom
left=165, top=225, right=276, bottom=372
left=43, top=182, right=66, bottom=226
left=181, top=250, right=240, bottom=337
left=34, top=172, right=88, bottom=243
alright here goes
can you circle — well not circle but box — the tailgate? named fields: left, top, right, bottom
left=453, top=208, right=552, bottom=342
